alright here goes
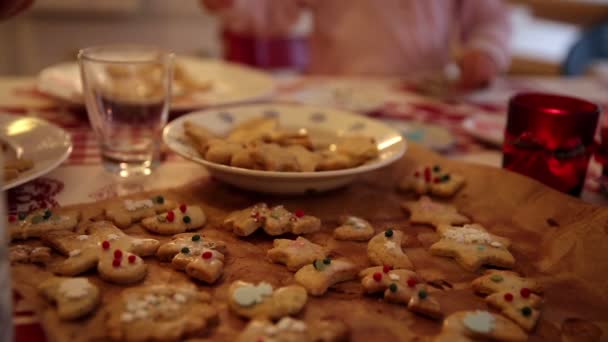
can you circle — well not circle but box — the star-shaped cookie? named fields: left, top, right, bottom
left=267, top=237, right=326, bottom=271
left=156, top=233, right=227, bottom=284
left=43, top=221, right=160, bottom=284
left=429, top=224, right=515, bottom=271
left=401, top=196, right=470, bottom=228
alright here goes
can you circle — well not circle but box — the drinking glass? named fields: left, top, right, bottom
left=79, top=45, right=174, bottom=177
left=502, top=92, right=599, bottom=196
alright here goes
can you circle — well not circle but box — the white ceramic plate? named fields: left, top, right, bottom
left=380, top=119, right=455, bottom=152
left=163, top=103, right=407, bottom=194
left=1, top=114, right=72, bottom=191
left=462, top=114, right=507, bottom=147
left=37, top=56, right=276, bottom=111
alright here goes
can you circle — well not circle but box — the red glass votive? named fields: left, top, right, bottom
left=502, top=92, right=600, bottom=196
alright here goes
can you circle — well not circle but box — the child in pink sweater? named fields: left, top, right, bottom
left=203, top=0, right=511, bottom=90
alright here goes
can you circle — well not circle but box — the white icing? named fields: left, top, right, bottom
left=124, top=199, right=154, bottom=212
left=463, top=310, right=496, bottom=334
left=275, top=317, right=308, bottom=333
left=265, top=325, right=279, bottom=336
left=346, top=216, right=367, bottom=229
left=389, top=273, right=400, bottom=281
left=173, top=293, right=187, bottom=303
left=233, top=282, right=273, bottom=307
left=77, top=235, right=89, bottom=241
left=32, top=247, right=46, bottom=253
left=120, top=312, right=134, bottom=322
left=58, top=278, right=91, bottom=299
left=134, top=309, right=148, bottom=319
left=384, top=241, right=397, bottom=250
left=144, top=294, right=159, bottom=304
left=69, top=249, right=81, bottom=257
left=442, top=225, right=501, bottom=247
left=107, top=234, right=119, bottom=241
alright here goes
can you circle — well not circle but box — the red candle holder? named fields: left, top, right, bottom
left=502, top=92, right=600, bottom=196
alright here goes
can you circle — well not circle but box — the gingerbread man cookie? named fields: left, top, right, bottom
left=43, top=221, right=160, bottom=284
left=486, top=288, right=543, bottom=332
left=9, top=245, right=51, bottom=264
left=294, top=258, right=358, bottom=296
left=359, top=266, right=442, bottom=320
left=401, top=196, right=470, bottom=228
left=237, top=317, right=350, bottom=342
left=141, top=204, right=207, bottom=235
left=435, top=310, right=527, bottom=342
left=105, top=195, right=175, bottom=228
left=472, top=270, right=543, bottom=296
left=228, top=281, right=308, bottom=319
left=333, top=216, right=375, bottom=241
left=8, top=209, right=79, bottom=241
left=224, top=203, right=321, bottom=237
left=429, top=224, right=515, bottom=271
left=367, top=229, right=413, bottom=269
left=399, top=164, right=465, bottom=197
left=107, top=285, right=217, bottom=342
left=267, top=237, right=327, bottom=271
left=156, top=233, right=227, bottom=284
left=39, top=277, right=100, bottom=320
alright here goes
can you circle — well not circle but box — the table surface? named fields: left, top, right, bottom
left=3, top=73, right=608, bottom=341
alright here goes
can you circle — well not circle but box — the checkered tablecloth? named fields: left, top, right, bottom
left=4, top=74, right=608, bottom=341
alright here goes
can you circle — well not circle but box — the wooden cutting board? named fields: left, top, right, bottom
left=10, top=143, right=608, bottom=341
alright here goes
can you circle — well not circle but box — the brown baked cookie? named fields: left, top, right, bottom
left=486, top=289, right=543, bottom=332
left=294, top=258, right=358, bottom=296
left=9, top=245, right=51, bottom=264
left=435, top=310, right=527, bottom=341
left=367, top=229, right=413, bottom=269
left=236, top=317, right=349, bottom=342
left=228, top=281, right=308, bottom=320
left=471, top=270, right=543, bottom=296
left=401, top=196, right=470, bottom=228
left=107, top=285, right=217, bottom=342
left=8, top=209, right=79, bottom=241
left=223, top=203, right=321, bottom=237
left=399, top=164, right=465, bottom=197
left=44, top=221, right=160, bottom=284
left=333, top=216, right=375, bottom=241
left=141, top=204, right=207, bottom=235
left=267, top=237, right=327, bottom=272
left=105, top=195, right=174, bottom=228
left=39, top=277, right=100, bottom=320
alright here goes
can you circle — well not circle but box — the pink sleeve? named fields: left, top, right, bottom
left=214, top=0, right=304, bottom=37
left=459, top=0, right=512, bottom=72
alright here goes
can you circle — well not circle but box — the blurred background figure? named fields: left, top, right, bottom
left=202, top=0, right=511, bottom=90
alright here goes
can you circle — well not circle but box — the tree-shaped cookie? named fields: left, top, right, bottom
left=228, top=281, right=308, bottom=319
left=43, top=221, right=160, bottom=284
left=401, top=196, right=470, bottom=228
left=434, top=310, right=527, bottom=342
left=429, top=224, right=515, bottom=271
left=38, top=277, right=100, bottom=320
left=107, top=285, right=217, bottom=342
left=156, top=233, right=227, bottom=284
left=367, top=229, right=413, bottom=269
left=223, top=203, right=321, bottom=236
left=333, top=216, right=375, bottom=241
left=141, top=204, right=207, bottom=235
left=236, top=317, right=349, bottom=342
left=399, top=164, right=465, bottom=197
left=472, top=270, right=543, bottom=296
left=486, top=288, right=543, bottom=332
left=8, top=209, right=79, bottom=241
left=359, top=266, right=442, bottom=320
left=105, top=195, right=175, bottom=228
left=294, top=258, right=358, bottom=296
left=267, top=237, right=327, bottom=271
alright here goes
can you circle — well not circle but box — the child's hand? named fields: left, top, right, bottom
left=457, top=49, right=498, bottom=90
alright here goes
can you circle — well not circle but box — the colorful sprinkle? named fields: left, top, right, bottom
left=383, top=265, right=392, bottom=273
left=504, top=293, right=514, bottom=302
left=8, top=215, right=16, bottom=223
left=384, top=229, right=393, bottom=237
left=407, top=278, right=417, bottom=288
left=192, top=235, right=201, bottom=241
left=102, top=241, right=110, bottom=250
left=414, top=171, right=420, bottom=178
left=112, top=259, right=121, bottom=268
left=490, top=274, right=503, bottom=283
left=477, top=245, right=485, bottom=251
left=521, top=306, right=532, bottom=316
left=442, top=174, right=451, bottom=182
left=373, top=272, right=382, bottom=282
left=202, top=251, right=213, bottom=259
left=43, top=210, right=52, bottom=220
left=155, top=195, right=164, bottom=204
left=433, top=177, right=441, bottom=183
left=294, top=209, right=305, bottom=218
left=183, top=215, right=191, bottom=224
left=424, top=168, right=431, bottom=182
left=432, top=165, right=441, bottom=172
left=520, top=288, right=531, bottom=298
left=166, top=211, right=175, bottom=222
left=18, top=212, right=26, bottom=220
left=389, top=283, right=398, bottom=292
left=181, top=247, right=190, bottom=254
left=128, top=255, right=136, bottom=263
left=323, top=258, right=331, bottom=265
left=418, top=289, right=427, bottom=299
left=114, top=249, right=123, bottom=259
left=313, top=259, right=326, bottom=271
left=179, top=204, right=187, bottom=213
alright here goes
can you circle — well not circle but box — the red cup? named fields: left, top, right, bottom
left=502, top=92, right=600, bottom=196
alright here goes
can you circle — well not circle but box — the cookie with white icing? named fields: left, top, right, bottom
left=237, top=317, right=349, bottom=342
left=223, top=203, right=321, bottom=237
left=8, top=209, right=79, bottom=241
left=294, top=258, right=358, bottom=296
left=434, top=310, right=527, bottom=341
left=105, top=195, right=174, bottom=228
left=9, top=245, right=51, bottom=264
left=367, top=229, right=413, bottom=269
left=399, top=164, right=465, bottom=197
left=107, top=285, right=216, bottom=342
left=39, top=277, right=100, bottom=320
left=333, top=216, right=375, bottom=241
left=141, top=204, right=207, bottom=235
left=228, top=281, right=308, bottom=319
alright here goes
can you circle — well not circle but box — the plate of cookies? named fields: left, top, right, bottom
left=1, top=114, right=72, bottom=190
left=164, top=103, right=407, bottom=194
